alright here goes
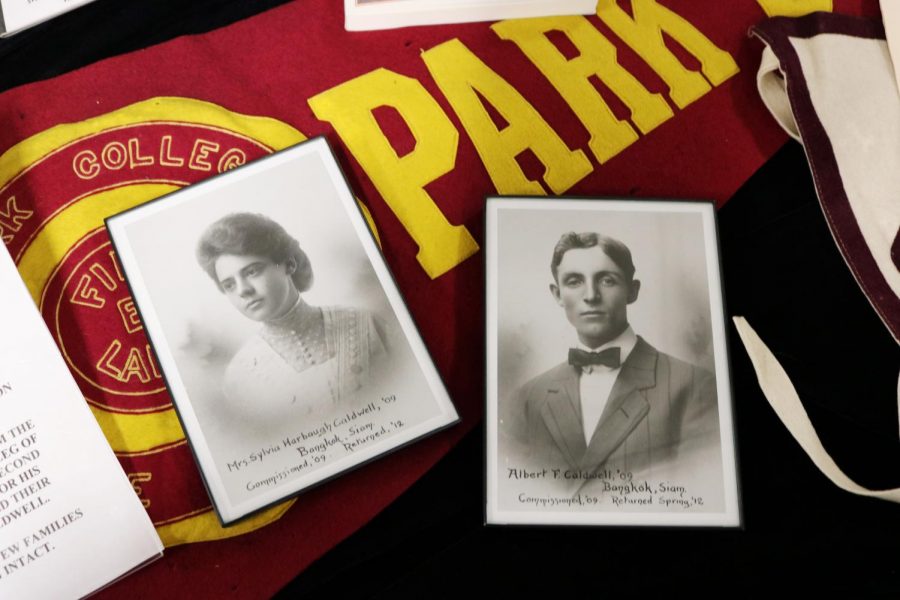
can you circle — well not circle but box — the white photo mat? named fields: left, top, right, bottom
left=107, top=137, right=459, bottom=525
left=485, top=197, right=740, bottom=527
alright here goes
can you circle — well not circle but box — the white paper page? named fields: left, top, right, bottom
left=0, top=0, right=94, bottom=34
left=0, top=245, right=162, bottom=599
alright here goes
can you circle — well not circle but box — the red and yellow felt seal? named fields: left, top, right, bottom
left=0, top=97, right=307, bottom=545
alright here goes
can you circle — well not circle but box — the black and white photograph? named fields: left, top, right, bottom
left=485, top=197, right=740, bottom=527
left=106, top=137, right=459, bottom=525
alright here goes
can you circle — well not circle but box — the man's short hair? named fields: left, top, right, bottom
left=550, top=232, right=636, bottom=282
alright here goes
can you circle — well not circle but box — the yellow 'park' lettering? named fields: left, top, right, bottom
left=308, top=68, right=479, bottom=280
left=310, top=4, right=739, bottom=278
left=492, top=16, right=673, bottom=165
left=422, top=39, right=592, bottom=194
left=756, top=0, right=831, bottom=17
left=596, top=0, right=739, bottom=109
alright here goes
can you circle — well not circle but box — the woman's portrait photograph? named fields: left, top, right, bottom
left=195, top=212, right=389, bottom=420
left=107, top=138, right=458, bottom=525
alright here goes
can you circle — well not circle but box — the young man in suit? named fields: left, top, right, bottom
left=504, top=232, right=720, bottom=491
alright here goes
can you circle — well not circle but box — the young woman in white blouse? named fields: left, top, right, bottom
left=195, top=212, right=387, bottom=421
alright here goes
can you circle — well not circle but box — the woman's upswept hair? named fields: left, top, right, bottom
left=196, top=212, right=313, bottom=293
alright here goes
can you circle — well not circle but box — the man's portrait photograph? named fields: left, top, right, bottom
left=107, top=139, right=458, bottom=525
left=485, top=197, right=740, bottom=527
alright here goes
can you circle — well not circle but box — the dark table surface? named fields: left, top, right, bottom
left=277, top=139, right=900, bottom=598
left=3, top=1, right=898, bottom=597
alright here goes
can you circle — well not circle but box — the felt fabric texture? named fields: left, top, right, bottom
left=0, top=0, right=876, bottom=597
left=753, top=12, right=900, bottom=341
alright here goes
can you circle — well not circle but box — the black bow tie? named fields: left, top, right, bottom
left=568, top=347, right=621, bottom=370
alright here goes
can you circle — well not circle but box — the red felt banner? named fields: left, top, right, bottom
left=0, top=0, right=876, bottom=596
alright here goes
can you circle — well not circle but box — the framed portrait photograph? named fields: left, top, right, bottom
left=485, top=197, right=741, bottom=527
left=106, top=137, right=459, bottom=525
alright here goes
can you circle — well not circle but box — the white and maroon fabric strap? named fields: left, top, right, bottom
left=735, top=317, right=900, bottom=502
left=739, top=11, right=900, bottom=502
left=753, top=13, right=900, bottom=341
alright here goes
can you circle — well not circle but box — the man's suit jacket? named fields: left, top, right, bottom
left=504, top=337, right=719, bottom=482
